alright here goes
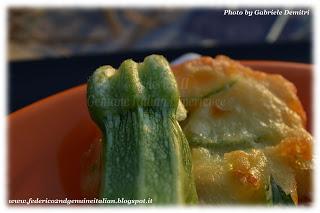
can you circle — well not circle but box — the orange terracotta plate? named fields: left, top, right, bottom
left=8, top=61, right=312, bottom=201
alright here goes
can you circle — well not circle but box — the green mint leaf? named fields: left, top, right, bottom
left=267, top=176, right=295, bottom=205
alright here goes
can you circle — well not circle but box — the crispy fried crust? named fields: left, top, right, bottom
left=172, top=55, right=306, bottom=126
left=171, top=55, right=312, bottom=204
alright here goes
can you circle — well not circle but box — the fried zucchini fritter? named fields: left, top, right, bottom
left=171, top=55, right=312, bottom=204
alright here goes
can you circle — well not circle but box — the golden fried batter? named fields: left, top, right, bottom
left=171, top=55, right=312, bottom=204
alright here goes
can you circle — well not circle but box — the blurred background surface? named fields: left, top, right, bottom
left=9, top=8, right=311, bottom=61
left=8, top=8, right=312, bottom=112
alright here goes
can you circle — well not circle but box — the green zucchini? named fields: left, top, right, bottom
left=87, top=55, right=198, bottom=204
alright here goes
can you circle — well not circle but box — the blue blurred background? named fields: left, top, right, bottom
left=8, top=8, right=312, bottom=112
left=9, top=8, right=311, bottom=61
